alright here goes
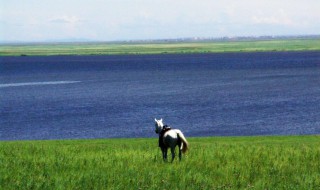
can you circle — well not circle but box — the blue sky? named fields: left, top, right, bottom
left=1, top=0, right=320, bottom=42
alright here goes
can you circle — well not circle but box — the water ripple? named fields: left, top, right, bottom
left=0, top=81, right=81, bottom=88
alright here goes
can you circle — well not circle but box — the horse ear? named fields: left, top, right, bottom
left=160, top=118, right=163, bottom=122
left=154, top=118, right=157, bottom=122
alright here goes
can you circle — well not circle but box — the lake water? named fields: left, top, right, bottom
left=1, top=52, right=320, bottom=140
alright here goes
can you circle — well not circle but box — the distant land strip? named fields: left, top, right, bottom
left=1, top=38, right=320, bottom=56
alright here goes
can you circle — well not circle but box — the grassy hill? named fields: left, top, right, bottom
left=1, top=136, right=320, bottom=189
left=1, top=39, right=320, bottom=56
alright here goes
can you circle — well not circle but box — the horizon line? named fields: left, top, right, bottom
left=1, top=34, right=320, bottom=45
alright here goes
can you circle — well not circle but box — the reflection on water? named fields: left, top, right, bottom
left=0, top=81, right=81, bottom=88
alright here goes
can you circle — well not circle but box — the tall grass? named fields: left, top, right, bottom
left=1, top=136, right=320, bottom=189
left=1, top=39, right=320, bottom=56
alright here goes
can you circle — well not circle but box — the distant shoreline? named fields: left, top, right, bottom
left=1, top=38, right=320, bottom=56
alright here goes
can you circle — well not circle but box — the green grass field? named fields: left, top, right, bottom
left=1, top=39, right=320, bottom=56
left=1, top=136, right=320, bottom=189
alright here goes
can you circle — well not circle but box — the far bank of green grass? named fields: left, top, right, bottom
left=1, top=136, right=320, bottom=189
left=1, top=39, right=320, bottom=56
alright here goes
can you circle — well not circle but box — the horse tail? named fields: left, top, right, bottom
left=177, top=131, right=188, bottom=154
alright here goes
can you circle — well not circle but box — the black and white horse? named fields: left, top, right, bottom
left=154, top=118, right=188, bottom=162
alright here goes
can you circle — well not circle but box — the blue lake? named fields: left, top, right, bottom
left=0, top=52, right=320, bottom=140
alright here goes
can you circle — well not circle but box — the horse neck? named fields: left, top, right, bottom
left=158, top=126, right=163, bottom=135
left=158, top=122, right=164, bottom=129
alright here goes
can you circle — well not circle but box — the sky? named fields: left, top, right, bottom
left=1, top=0, right=320, bottom=42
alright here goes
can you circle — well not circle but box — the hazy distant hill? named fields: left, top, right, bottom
left=1, top=35, right=320, bottom=45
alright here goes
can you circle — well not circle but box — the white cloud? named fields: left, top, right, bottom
left=49, top=16, right=81, bottom=24
left=251, top=10, right=295, bottom=26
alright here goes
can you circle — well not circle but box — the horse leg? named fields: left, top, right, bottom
left=162, top=147, right=168, bottom=162
left=170, top=147, right=175, bottom=163
left=180, top=140, right=184, bottom=161
left=161, top=147, right=164, bottom=161
left=161, top=147, right=165, bottom=161
left=165, top=148, right=168, bottom=161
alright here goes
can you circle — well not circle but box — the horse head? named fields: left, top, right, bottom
left=154, top=118, right=164, bottom=134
